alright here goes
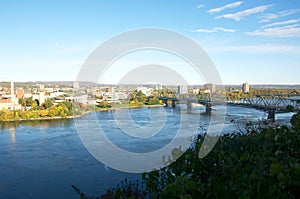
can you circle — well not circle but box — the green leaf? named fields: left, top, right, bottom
left=269, top=163, right=281, bottom=177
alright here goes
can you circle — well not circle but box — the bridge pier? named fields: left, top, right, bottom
left=186, top=101, right=192, bottom=113
left=206, top=103, right=212, bottom=115
left=162, top=99, right=168, bottom=107
left=267, top=107, right=276, bottom=122
left=172, top=100, right=176, bottom=108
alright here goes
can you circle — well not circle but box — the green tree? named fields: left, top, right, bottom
left=136, top=91, right=145, bottom=103
left=291, top=112, right=300, bottom=130
left=41, top=98, right=54, bottom=109
left=147, top=96, right=160, bottom=105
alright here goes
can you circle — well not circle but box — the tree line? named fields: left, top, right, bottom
left=0, top=99, right=87, bottom=121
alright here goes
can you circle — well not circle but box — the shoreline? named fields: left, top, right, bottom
left=96, top=104, right=165, bottom=111
left=0, top=104, right=165, bottom=123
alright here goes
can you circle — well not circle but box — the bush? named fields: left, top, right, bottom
left=142, top=113, right=300, bottom=198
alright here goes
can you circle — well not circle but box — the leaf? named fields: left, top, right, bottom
left=269, top=163, right=281, bottom=177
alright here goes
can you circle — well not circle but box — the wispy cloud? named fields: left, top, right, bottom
left=209, top=44, right=298, bottom=54
left=247, top=24, right=300, bottom=38
left=193, top=27, right=236, bottom=33
left=260, top=8, right=300, bottom=23
left=216, top=4, right=273, bottom=21
left=208, top=1, right=242, bottom=14
left=262, top=19, right=300, bottom=28
left=196, top=4, right=204, bottom=9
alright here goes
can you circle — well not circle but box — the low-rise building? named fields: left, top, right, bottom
left=137, top=87, right=153, bottom=97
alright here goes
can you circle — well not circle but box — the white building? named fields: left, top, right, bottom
left=178, top=85, right=188, bottom=95
left=137, top=87, right=153, bottom=97
left=24, top=93, right=33, bottom=98
left=113, top=92, right=128, bottom=100
left=49, top=91, right=67, bottom=98
left=65, top=95, right=88, bottom=104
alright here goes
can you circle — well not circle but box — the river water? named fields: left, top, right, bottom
left=0, top=106, right=295, bottom=198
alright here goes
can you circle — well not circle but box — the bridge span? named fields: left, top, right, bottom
left=159, top=94, right=300, bottom=122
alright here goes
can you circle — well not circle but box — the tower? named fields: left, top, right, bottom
left=11, top=80, right=15, bottom=104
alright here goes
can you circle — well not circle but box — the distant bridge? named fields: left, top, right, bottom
left=159, top=94, right=300, bottom=122
left=230, top=94, right=300, bottom=121
left=230, top=94, right=300, bottom=109
left=159, top=96, right=226, bottom=114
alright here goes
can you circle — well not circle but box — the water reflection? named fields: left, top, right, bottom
left=10, top=127, right=16, bottom=143
left=0, top=119, right=73, bottom=131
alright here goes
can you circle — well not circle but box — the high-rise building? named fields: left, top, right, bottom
left=242, top=83, right=250, bottom=93
left=11, top=80, right=15, bottom=103
left=73, top=81, right=80, bottom=91
left=178, top=85, right=188, bottom=95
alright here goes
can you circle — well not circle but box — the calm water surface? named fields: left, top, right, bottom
left=0, top=106, right=295, bottom=198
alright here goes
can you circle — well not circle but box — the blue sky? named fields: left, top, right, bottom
left=0, top=0, right=300, bottom=84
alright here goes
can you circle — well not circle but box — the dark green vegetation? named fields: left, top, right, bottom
left=142, top=125, right=300, bottom=198
left=74, top=112, right=300, bottom=199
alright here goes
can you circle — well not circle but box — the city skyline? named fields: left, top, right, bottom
left=0, top=0, right=300, bottom=84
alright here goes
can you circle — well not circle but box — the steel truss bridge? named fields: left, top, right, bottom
left=159, top=94, right=300, bottom=122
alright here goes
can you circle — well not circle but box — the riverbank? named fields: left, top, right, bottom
left=0, top=104, right=165, bottom=123
left=97, top=104, right=165, bottom=111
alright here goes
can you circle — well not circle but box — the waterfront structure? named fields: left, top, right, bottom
left=178, top=85, right=188, bottom=95
left=242, top=83, right=250, bottom=94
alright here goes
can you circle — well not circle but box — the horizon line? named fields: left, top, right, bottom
left=1, top=81, right=300, bottom=86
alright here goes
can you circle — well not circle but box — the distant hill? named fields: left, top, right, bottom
left=1, top=81, right=300, bottom=89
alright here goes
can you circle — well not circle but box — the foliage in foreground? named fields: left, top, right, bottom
left=75, top=112, right=300, bottom=199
